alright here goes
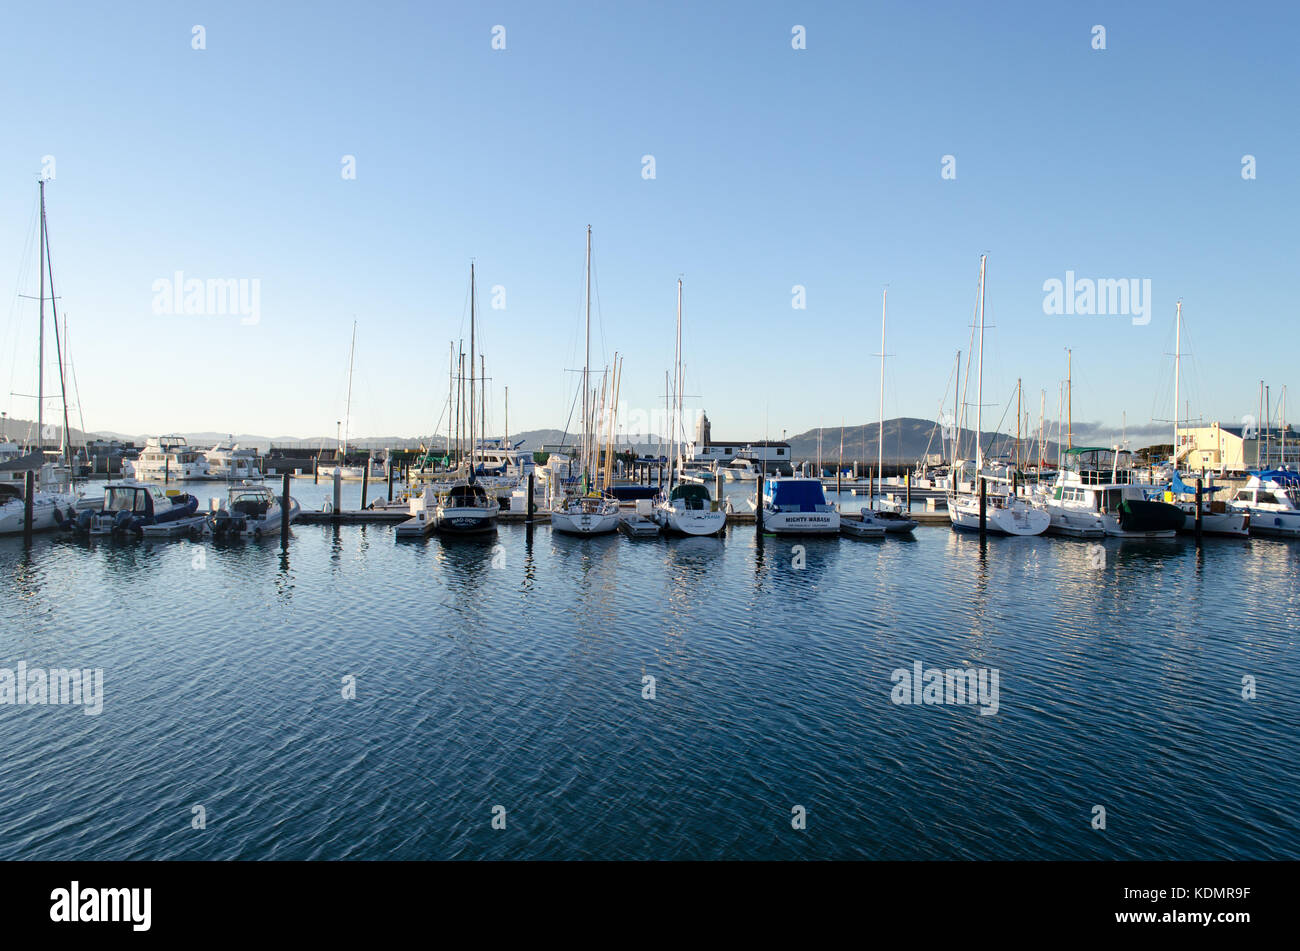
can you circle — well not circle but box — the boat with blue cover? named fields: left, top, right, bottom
left=756, top=477, right=840, bottom=534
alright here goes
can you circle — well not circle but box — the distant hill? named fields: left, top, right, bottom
left=786, top=417, right=1064, bottom=464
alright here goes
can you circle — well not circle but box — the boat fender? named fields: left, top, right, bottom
left=52, top=506, right=64, bottom=526
left=321, top=500, right=334, bottom=514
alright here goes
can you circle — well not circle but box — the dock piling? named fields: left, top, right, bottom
left=755, top=474, right=765, bottom=534
left=905, top=472, right=912, bottom=511
left=281, top=472, right=291, bottom=546
left=361, top=463, right=370, bottom=510
left=23, top=470, right=34, bottom=545
left=527, top=471, right=536, bottom=522
left=978, top=477, right=987, bottom=539
left=333, top=468, right=342, bottom=518
left=387, top=463, right=394, bottom=502
left=1195, top=478, right=1203, bottom=544
left=313, top=457, right=318, bottom=485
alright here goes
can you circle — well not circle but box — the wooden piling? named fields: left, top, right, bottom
left=527, top=471, right=536, bottom=522
left=313, top=456, right=318, bottom=485
left=281, top=472, right=291, bottom=546
left=333, top=468, right=342, bottom=516
left=361, top=463, right=370, bottom=510
left=1195, top=478, right=1203, bottom=544
left=905, top=471, right=912, bottom=511
left=387, top=463, right=394, bottom=502
left=164, top=456, right=170, bottom=484
left=755, top=474, right=765, bottom=534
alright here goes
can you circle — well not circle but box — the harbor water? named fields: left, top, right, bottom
left=0, top=479, right=1296, bottom=860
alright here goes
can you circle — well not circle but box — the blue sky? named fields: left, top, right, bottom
left=1, top=1, right=1296, bottom=446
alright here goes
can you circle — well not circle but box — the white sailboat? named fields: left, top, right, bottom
left=947, top=255, right=1050, bottom=536
left=0, top=181, right=83, bottom=534
left=653, top=278, right=726, bottom=537
left=550, top=226, right=620, bottom=536
left=318, top=321, right=366, bottom=480
left=435, top=263, right=500, bottom=534
left=843, top=288, right=915, bottom=537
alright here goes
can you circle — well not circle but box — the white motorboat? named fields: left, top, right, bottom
left=0, top=480, right=79, bottom=535
left=210, top=482, right=300, bottom=537
left=133, top=435, right=210, bottom=481
left=1043, top=448, right=1184, bottom=538
left=204, top=441, right=262, bottom=481
left=1229, top=470, right=1300, bottom=537
left=756, top=477, right=840, bottom=534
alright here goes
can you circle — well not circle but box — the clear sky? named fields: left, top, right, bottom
left=1, top=0, right=1295, bottom=447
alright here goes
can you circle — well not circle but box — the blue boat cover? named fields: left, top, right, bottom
left=1256, top=469, right=1300, bottom=487
left=769, top=479, right=826, bottom=512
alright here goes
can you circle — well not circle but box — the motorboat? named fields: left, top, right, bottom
left=67, top=482, right=200, bottom=537
left=210, top=482, right=300, bottom=538
left=133, top=435, right=210, bottom=481
left=1042, top=448, right=1184, bottom=538
left=756, top=477, right=840, bottom=534
left=1229, top=470, right=1300, bottom=537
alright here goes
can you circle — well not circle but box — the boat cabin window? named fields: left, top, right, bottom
left=103, top=488, right=139, bottom=512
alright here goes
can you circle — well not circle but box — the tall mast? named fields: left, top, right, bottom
left=1016, top=377, right=1022, bottom=470
left=1066, top=348, right=1073, bottom=450
left=1038, top=389, right=1045, bottom=468
left=469, top=262, right=476, bottom=478
left=975, top=254, right=986, bottom=472
left=343, top=320, right=356, bottom=458
left=37, top=180, right=46, bottom=453
left=1172, top=299, right=1181, bottom=468
left=448, top=342, right=454, bottom=457
left=877, top=288, right=886, bottom=509
left=504, top=385, right=509, bottom=449
left=675, top=277, right=683, bottom=482
left=480, top=353, right=486, bottom=468
left=583, top=226, right=592, bottom=486
left=953, top=350, right=960, bottom=467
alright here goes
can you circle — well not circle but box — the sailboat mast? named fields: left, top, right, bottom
left=469, top=263, right=477, bottom=477
left=1173, top=299, right=1181, bottom=467
left=975, top=254, right=986, bottom=472
left=675, top=277, right=683, bottom=483
left=1066, top=348, right=1073, bottom=450
left=877, top=288, right=886, bottom=509
left=583, top=226, right=592, bottom=485
left=343, top=320, right=356, bottom=458
left=448, top=342, right=454, bottom=457
left=37, top=180, right=46, bottom=453
left=953, top=350, right=960, bottom=467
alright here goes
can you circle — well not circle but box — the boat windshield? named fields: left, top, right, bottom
left=104, top=487, right=146, bottom=513
left=669, top=484, right=712, bottom=509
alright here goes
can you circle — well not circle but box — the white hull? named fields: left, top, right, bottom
left=134, top=462, right=209, bottom=481
left=1175, top=505, right=1248, bottom=537
left=0, top=492, right=77, bottom=535
left=654, top=505, right=726, bottom=536
left=1239, top=508, right=1300, bottom=537
left=761, top=509, right=840, bottom=534
left=550, top=509, right=620, bottom=535
left=840, top=514, right=885, bottom=537
left=949, top=496, right=1050, bottom=536
left=1044, top=506, right=1106, bottom=538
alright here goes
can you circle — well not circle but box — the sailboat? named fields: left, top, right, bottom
left=1161, top=301, right=1248, bottom=536
left=434, top=262, right=499, bottom=534
left=843, top=288, right=915, bottom=537
left=947, top=255, right=1050, bottom=536
left=549, top=227, right=620, bottom=536
left=318, top=322, right=367, bottom=480
left=653, top=279, right=726, bottom=536
left=0, top=180, right=83, bottom=535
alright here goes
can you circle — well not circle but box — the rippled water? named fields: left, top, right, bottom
left=1, top=480, right=1296, bottom=860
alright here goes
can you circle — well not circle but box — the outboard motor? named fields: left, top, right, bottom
left=113, top=509, right=136, bottom=535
